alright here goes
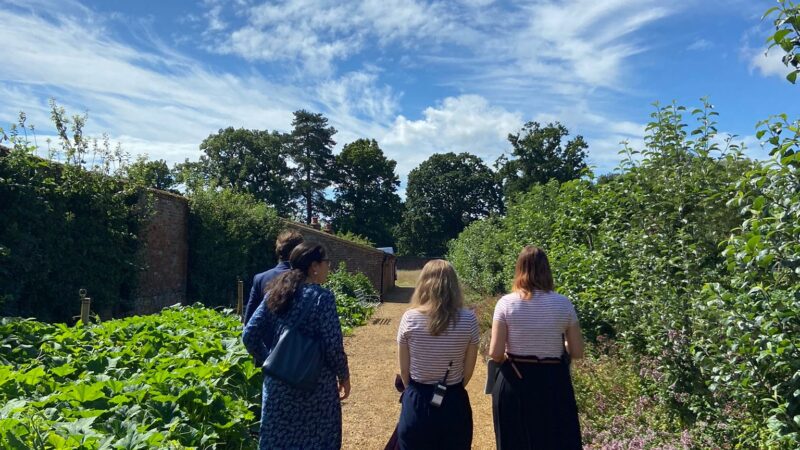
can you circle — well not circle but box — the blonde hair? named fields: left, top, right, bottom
left=410, top=260, right=464, bottom=335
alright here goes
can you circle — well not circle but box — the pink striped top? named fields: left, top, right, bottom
left=493, top=291, right=578, bottom=358
left=397, top=308, right=480, bottom=385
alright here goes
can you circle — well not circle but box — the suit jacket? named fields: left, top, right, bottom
left=243, top=261, right=291, bottom=327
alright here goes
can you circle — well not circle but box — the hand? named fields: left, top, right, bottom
left=338, top=377, right=351, bottom=400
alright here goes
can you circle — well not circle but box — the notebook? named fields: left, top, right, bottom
left=484, top=358, right=500, bottom=394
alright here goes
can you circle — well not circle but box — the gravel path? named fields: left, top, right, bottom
left=341, top=280, right=495, bottom=449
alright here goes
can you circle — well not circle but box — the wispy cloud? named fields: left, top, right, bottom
left=688, top=38, right=713, bottom=51
left=0, top=0, right=682, bottom=187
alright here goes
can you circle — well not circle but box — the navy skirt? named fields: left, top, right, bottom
left=491, top=357, right=582, bottom=449
left=397, top=380, right=473, bottom=450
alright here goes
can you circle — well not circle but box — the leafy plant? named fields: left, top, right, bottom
left=324, top=262, right=379, bottom=335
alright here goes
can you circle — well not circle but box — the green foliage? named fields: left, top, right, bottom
left=289, top=110, right=337, bottom=224
left=0, top=305, right=261, bottom=448
left=397, top=152, right=503, bottom=257
left=196, top=127, right=294, bottom=216
left=123, top=155, right=176, bottom=192
left=497, top=121, right=588, bottom=198
left=186, top=188, right=282, bottom=307
left=693, top=114, right=800, bottom=447
left=764, top=1, right=800, bottom=84
left=449, top=99, right=800, bottom=447
left=323, top=262, right=378, bottom=335
left=331, top=139, right=402, bottom=247
left=334, top=231, right=376, bottom=248
left=0, top=106, right=148, bottom=322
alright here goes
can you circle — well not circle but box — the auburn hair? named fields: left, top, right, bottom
left=512, top=246, right=554, bottom=299
left=266, top=242, right=326, bottom=314
left=410, top=260, right=463, bottom=335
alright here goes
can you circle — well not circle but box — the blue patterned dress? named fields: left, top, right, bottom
left=242, top=284, right=350, bottom=450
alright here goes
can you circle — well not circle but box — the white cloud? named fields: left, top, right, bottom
left=382, top=95, right=523, bottom=175
left=687, top=38, right=713, bottom=51
left=211, top=0, right=463, bottom=75
left=317, top=70, right=401, bottom=123
left=748, top=46, right=790, bottom=79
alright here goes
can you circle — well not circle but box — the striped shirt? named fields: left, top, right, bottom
left=397, top=308, right=480, bottom=385
left=493, top=291, right=578, bottom=358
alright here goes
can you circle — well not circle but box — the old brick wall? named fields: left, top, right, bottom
left=284, top=221, right=396, bottom=295
left=396, top=256, right=438, bottom=271
left=134, top=190, right=188, bottom=315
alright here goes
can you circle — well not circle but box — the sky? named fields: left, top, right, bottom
left=1, top=0, right=798, bottom=189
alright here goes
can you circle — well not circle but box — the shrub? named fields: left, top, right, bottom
left=324, top=262, right=378, bottom=334
left=186, top=188, right=281, bottom=307
left=0, top=109, right=148, bottom=322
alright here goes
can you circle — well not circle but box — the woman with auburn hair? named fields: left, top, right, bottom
left=489, top=246, right=584, bottom=449
left=396, top=260, right=479, bottom=450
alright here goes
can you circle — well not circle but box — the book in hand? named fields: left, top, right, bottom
left=484, top=358, right=500, bottom=394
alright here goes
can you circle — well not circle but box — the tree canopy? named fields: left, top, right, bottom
left=331, top=139, right=401, bottom=247
left=396, top=152, right=502, bottom=256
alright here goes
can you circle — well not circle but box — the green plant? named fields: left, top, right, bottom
left=186, top=188, right=282, bottom=308
left=0, top=105, right=149, bottom=322
left=324, top=263, right=378, bottom=335
left=334, top=231, right=376, bottom=248
left=0, top=305, right=261, bottom=448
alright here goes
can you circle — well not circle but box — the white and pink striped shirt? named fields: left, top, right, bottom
left=493, top=291, right=578, bottom=358
left=397, top=308, right=480, bottom=384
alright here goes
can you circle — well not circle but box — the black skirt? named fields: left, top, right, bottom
left=491, top=357, right=582, bottom=450
left=397, top=380, right=473, bottom=450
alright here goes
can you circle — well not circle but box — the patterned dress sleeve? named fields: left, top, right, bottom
left=242, top=300, right=272, bottom=366
left=319, top=289, right=350, bottom=381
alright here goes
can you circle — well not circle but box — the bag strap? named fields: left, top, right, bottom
left=293, top=287, right=317, bottom=326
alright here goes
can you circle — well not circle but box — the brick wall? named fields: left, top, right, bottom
left=134, top=190, right=188, bottom=315
left=396, top=256, right=439, bottom=271
left=284, top=221, right=396, bottom=295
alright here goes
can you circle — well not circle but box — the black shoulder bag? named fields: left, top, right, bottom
left=262, top=298, right=323, bottom=391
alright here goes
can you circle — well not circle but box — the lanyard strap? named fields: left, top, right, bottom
left=440, top=361, right=453, bottom=384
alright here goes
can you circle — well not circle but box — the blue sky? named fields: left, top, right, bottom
left=1, top=0, right=798, bottom=186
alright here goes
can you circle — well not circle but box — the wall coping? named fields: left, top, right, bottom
left=282, top=219, right=389, bottom=256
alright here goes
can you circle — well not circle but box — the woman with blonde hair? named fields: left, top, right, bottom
left=489, top=246, right=584, bottom=449
left=395, top=260, right=479, bottom=450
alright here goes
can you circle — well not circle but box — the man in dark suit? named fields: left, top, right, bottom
left=243, top=230, right=304, bottom=326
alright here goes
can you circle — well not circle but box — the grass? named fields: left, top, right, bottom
left=395, top=269, right=421, bottom=288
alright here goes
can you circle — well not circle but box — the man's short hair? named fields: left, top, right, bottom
left=276, top=230, right=304, bottom=261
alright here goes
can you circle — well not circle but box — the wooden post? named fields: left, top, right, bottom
left=237, top=278, right=244, bottom=317
left=79, top=289, right=91, bottom=325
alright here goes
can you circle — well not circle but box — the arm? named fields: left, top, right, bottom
left=243, top=275, right=261, bottom=326
left=565, top=322, right=585, bottom=359
left=319, top=291, right=350, bottom=383
left=398, top=342, right=411, bottom=388
left=242, top=301, right=271, bottom=365
left=489, top=320, right=508, bottom=363
left=462, top=343, right=478, bottom=386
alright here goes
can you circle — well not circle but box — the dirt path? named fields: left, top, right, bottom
left=341, top=274, right=494, bottom=449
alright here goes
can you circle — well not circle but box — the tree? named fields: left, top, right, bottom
left=396, top=152, right=503, bottom=256
left=197, top=127, right=294, bottom=216
left=289, top=110, right=337, bottom=223
left=124, top=155, right=176, bottom=191
left=764, top=0, right=800, bottom=84
left=497, top=121, right=588, bottom=198
left=331, top=139, right=402, bottom=247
